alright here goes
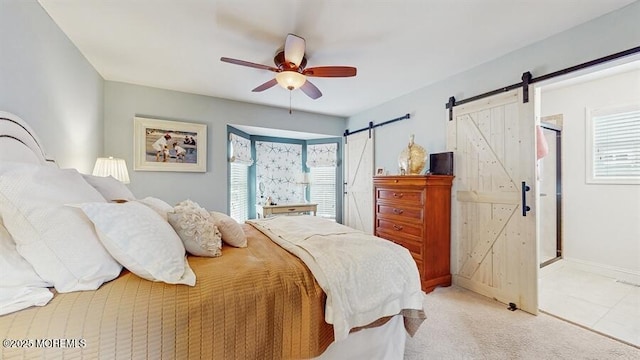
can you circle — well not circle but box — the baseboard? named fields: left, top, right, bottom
left=562, top=257, right=640, bottom=286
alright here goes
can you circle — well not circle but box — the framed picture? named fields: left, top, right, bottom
left=376, top=167, right=385, bottom=176
left=133, top=117, right=207, bottom=172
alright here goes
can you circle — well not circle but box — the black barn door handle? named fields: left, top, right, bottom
left=522, top=181, right=531, bottom=216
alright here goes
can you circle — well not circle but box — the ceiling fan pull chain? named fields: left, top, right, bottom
left=289, top=91, right=292, bottom=114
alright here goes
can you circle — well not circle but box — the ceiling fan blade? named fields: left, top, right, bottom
left=220, top=57, right=279, bottom=72
left=300, top=80, right=322, bottom=99
left=303, top=66, right=357, bottom=77
left=252, top=78, right=278, bottom=92
left=284, top=34, right=306, bottom=67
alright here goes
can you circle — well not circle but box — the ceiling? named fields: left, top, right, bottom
left=38, top=0, right=636, bottom=118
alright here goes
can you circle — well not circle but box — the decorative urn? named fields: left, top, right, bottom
left=398, top=134, right=427, bottom=175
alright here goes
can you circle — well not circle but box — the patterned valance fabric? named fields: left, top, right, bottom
left=306, top=143, right=337, bottom=168
left=255, top=141, right=303, bottom=204
left=229, top=133, right=253, bottom=165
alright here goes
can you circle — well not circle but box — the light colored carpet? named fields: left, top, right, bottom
left=405, top=286, right=640, bottom=359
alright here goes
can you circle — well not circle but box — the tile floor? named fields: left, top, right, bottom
left=539, top=259, right=640, bottom=347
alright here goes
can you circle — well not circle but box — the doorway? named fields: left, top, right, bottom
left=538, top=121, right=562, bottom=268
left=536, top=59, right=640, bottom=347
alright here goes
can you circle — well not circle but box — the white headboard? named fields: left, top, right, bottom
left=0, top=111, right=55, bottom=165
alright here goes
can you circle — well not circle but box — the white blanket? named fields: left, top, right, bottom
left=246, top=216, right=424, bottom=341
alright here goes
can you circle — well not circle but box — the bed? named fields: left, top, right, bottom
left=0, top=111, right=425, bottom=359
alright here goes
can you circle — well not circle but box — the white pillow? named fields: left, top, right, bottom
left=0, top=163, right=122, bottom=293
left=77, top=201, right=196, bottom=286
left=137, top=196, right=174, bottom=221
left=82, top=174, right=135, bottom=201
left=168, top=200, right=222, bottom=257
left=210, top=211, right=247, bottom=248
left=0, top=222, right=53, bottom=315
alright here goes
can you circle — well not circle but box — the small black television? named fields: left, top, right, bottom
left=429, top=152, right=454, bottom=175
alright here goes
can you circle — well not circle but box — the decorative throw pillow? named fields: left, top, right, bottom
left=210, top=211, right=247, bottom=248
left=77, top=201, right=195, bottom=286
left=0, top=162, right=122, bottom=293
left=82, top=174, right=136, bottom=202
left=137, top=196, right=175, bottom=221
left=0, top=221, right=53, bottom=315
left=168, top=200, right=222, bottom=257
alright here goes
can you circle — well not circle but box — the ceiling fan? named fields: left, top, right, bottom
left=220, top=34, right=357, bottom=100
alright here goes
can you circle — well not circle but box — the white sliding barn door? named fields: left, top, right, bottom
left=447, top=88, right=538, bottom=314
left=343, top=130, right=374, bottom=234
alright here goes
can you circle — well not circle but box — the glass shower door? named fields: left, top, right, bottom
left=539, top=125, right=562, bottom=267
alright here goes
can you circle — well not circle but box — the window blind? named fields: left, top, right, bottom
left=591, top=108, right=640, bottom=182
left=310, top=167, right=336, bottom=219
left=229, top=162, right=249, bottom=222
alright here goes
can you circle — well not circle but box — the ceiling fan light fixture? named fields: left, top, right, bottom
left=275, top=71, right=306, bottom=90
left=221, top=33, right=355, bottom=100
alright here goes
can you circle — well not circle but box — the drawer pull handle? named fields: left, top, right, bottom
left=288, top=208, right=296, bottom=211
left=392, top=208, right=404, bottom=215
left=393, top=224, right=404, bottom=231
left=393, top=193, right=404, bottom=198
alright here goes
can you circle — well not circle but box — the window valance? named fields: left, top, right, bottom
left=306, top=143, right=337, bottom=168
left=229, top=133, right=253, bottom=165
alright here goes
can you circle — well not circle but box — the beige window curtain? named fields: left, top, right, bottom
left=306, top=143, right=337, bottom=168
left=229, top=133, right=253, bottom=165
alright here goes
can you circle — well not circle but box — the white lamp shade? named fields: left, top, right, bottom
left=275, top=71, right=306, bottom=90
left=93, top=157, right=130, bottom=184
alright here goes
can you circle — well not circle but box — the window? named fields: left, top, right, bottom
left=255, top=140, right=303, bottom=205
left=587, top=105, right=640, bottom=184
left=229, top=132, right=253, bottom=221
left=309, top=167, right=336, bottom=220
left=229, top=162, right=249, bottom=222
left=307, top=142, right=338, bottom=220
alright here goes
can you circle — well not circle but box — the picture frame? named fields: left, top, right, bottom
left=376, top=167, right=385, bottom=176
left=133, top=116, right=207, bottom=172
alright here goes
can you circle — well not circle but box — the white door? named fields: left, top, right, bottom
left=447, top=88, right=538, bottom=314
left=343, top=130, right=374, bottom=234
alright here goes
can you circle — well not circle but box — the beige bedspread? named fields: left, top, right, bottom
left=0, top=224, right=333, bottom=359
left=247, top=216, right=426, bottom=341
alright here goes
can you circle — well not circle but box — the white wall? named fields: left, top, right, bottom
left=0, top=0, right=104, bottom=172
left=541, top=69, right=640, bottom=274
left=103, top=81, right=345, bottom=212
left=347, top=1, right=640, bottom=174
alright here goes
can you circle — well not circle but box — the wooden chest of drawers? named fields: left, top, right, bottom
left=373, top=175, right=454, bottom=293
